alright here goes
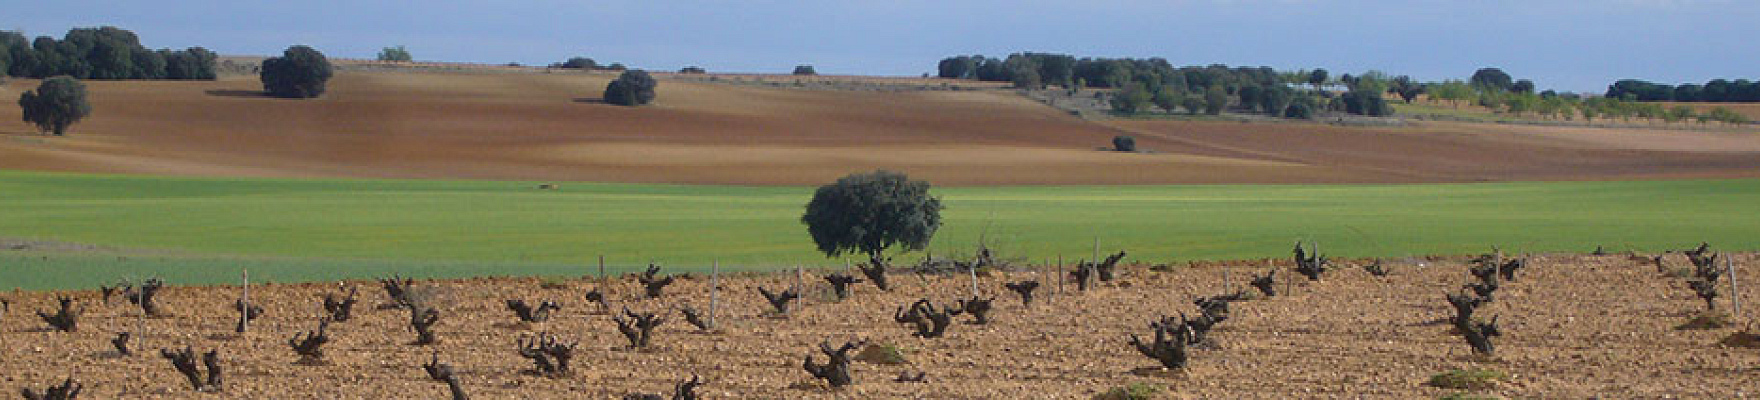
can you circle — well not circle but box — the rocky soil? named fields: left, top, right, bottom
left=1, top=252, right=1756, bottom=398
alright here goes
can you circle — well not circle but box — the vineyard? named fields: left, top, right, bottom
left=2, top=248, right=1755, bottom=398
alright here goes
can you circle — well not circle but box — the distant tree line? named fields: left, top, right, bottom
left=938, top=53, right=1408, bottom=118
left=1605, top=79, right=1760, bottom=103
left=549, top=57, right=627, bottom=71
left=0, top=26, right=216, bottom=80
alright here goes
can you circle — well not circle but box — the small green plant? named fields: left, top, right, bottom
left=538, top=277, right=569, bottom=290
left=854, top=343, right=909, bottom=365
left=1093, top=382, right=1160, bottom=400
left=1427, top=369, right=1506, bottom=390
left=1439, top=392, right=1500, bottom=400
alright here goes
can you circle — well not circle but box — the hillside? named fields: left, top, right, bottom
left=3, top=70, right=1760, bottom=185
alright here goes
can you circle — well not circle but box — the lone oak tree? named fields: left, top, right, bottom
left=261, top=45, right=333, bottom=99
left=18, top=76, right=91, bottom=136
left=801, top=170, right=943, bottom=266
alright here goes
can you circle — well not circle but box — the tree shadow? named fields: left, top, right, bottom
left=572, top=97, right=608, bottom=104
left=204, top=89, right=271, bottom=98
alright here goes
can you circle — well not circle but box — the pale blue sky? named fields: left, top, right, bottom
left=6, top=0, right=1753, bottom=92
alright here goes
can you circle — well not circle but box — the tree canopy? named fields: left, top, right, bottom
left=1470, top=68, right=1514, bottom=92
left=0, top=26, right=215, bottom=80
left=801, top=170, right=943, bottom=260
left=603, top=69, right=657, bottom=106
left=17, top=76, right=92, bottom=136
left=260, top=45, right=333, bottom=99
left=377, top=45, right=411, bottom=62
left=1606, top=78, right=1760, bottom=102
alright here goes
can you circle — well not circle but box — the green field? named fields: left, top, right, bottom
left=3, top=170, right=1757, bottom=290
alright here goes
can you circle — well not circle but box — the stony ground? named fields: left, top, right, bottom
left=1, top=252, right=1756, bottom=399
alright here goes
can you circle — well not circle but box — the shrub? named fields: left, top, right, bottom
left=679, top=66, right=706, bottom=74
left=603, top=70, right=658, bottom=106
left=1284, top=103, right=1314, bottom=119
left=793, top=65, right=817, bottom=75
left=1344, top=90, right=1394, bottom=116
left=1427, top=369, right=1505, bottom=390
left=1112, top=135, right=1136, bottom=152
left=854, top=343, right=909, bottom=365
left=1093, top=382, right=1160, bottom=400
left=377, top=45, right=411, bottom=62
left=17, top=76, right=91, bottom=136
left=801, top=170, right=943, bottom=262
left=260, top=45, right=333, bottom=99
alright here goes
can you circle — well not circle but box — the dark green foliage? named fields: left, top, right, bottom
left=1151, top=88, right=1181, bottom=113
left=1180, top=95, right=1205, bottom=115
left=1388, top=75, right=1424, bottom=103
left=603, top=70, right=658, bottom=106
left=678, top=66, right=706, bottom=74
left=1307, top=69, right=1328, bottom=89
left=1607, top=78, right=1760, bottom=102
left=1095, top=383, right=1160, bottom=400
left=1469, top=68, right=1514, bottom=92
left=1428, top=369, right=1505, bottom=390
left=1112, top=135, right=1136, bottom=152
left=260, top=45, right=333, bottom=99
left=1236, top=85, right=1263, bottom=110
left=0, top=31, right=28, bottom=76
left=1283, top=102, right=1314, bottom=119
left=1258, top=86, right=1293, bottom=116
left=1342, top=90, right=1394, bottom=117
left=0, top=26, right=213, bottom=80
left=937, top=55, right=981, bottom=79
left=1010, top=66, right=1041, bottom=89
left=1511, top=79, right=1535, bottom=94
left=937, top=53, right=1282, bottom=98
left=801, top=170, right=943, bottom=261
left=554, top=57, right=597, bottom=69
left=161, top=47, right=217, bottom=80
left=1110, top=82, right=1151, bottom=113
left=792, top=65, right=816, bottom=75
left=1203, top=86, right=1228, bottom=115
left=18, top=76, right=91, bottom=136
left=377, top=45, right=412, bottom=62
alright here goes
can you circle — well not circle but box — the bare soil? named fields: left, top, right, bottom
left=3, top=71, right=1759, bottom=185
left=2, top=253, right=1755, bottom=398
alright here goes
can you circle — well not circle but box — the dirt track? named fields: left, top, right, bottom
left=3, top=71, right=1759, bottom=185
left=1, top=253, right=1755, bottom=398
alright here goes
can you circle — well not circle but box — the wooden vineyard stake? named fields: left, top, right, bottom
left=709, top=260, right=719, bottom=329
left=239, top=269, right=249, bottom=333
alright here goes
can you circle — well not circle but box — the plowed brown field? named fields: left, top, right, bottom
left=2, top=253, right=1755, bottom=398
left=3, top=71, right=1759, bottom=185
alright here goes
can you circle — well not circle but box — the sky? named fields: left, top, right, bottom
left=6, top=0, right=1755, bottom=93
